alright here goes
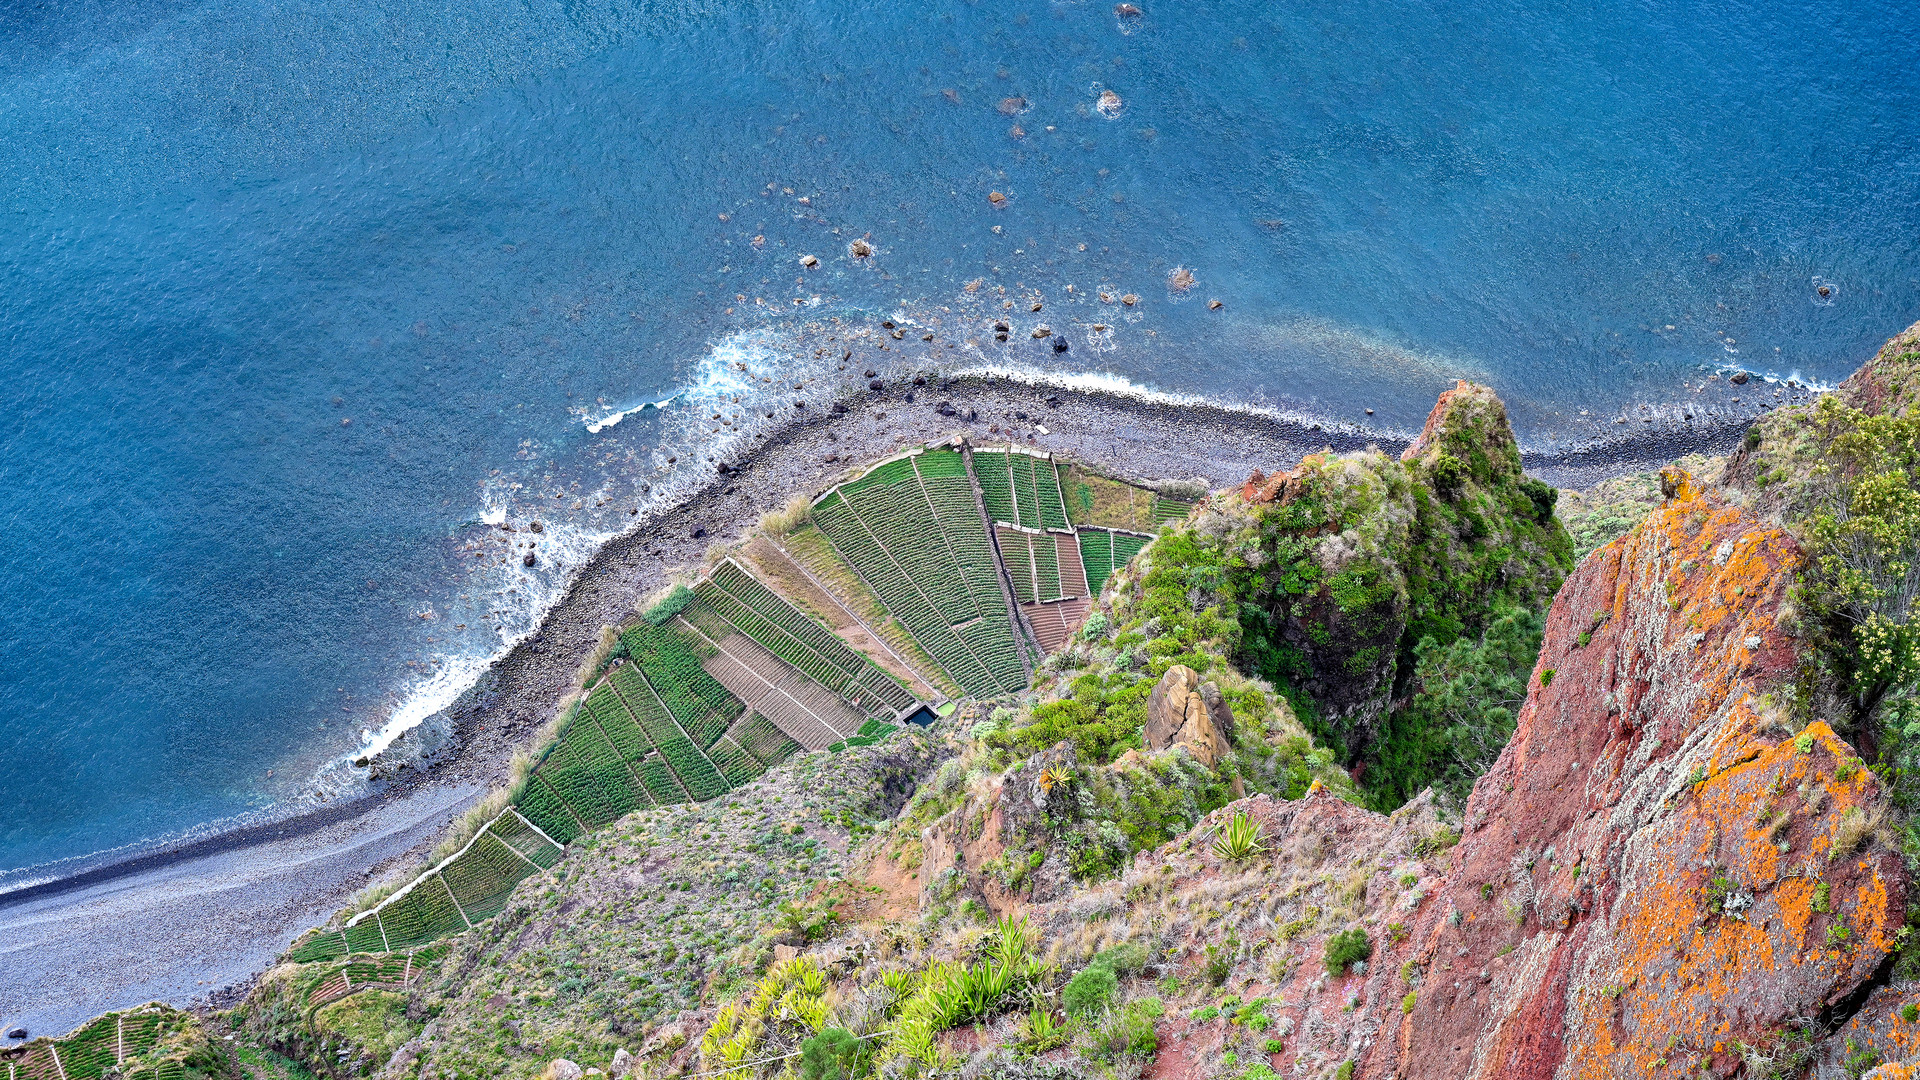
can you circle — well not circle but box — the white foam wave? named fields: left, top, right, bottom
left=346, top=327, right=820, bottom=768
left=1717, top=364, right=1838, bottom=393
left=585, top=396, right=676, bottom=434
left=950, top=360, right=1399, bottom=439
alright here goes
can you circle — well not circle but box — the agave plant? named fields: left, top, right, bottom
left=994, top=914, right=1035, bottom=970
left=1038, top=763, right=1072, bottom=793
left=878, top=967, right=919, bottom=1001
left=1210, top=808, right=1268, bottom=861
left=1021, top=1006, right=1068, bottom=1052
left=890, top=1018, right=942, bottom=1067
left=962, top=959, right=1017, bottom=1020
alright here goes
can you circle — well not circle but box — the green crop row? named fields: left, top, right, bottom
left=736, top=712, right=802, bottom=767
left=845, top=476, right=979, bottom=625
left=1033, top=458, right=1071, bottom=529
left=917, top=467, right=1007, bottom=609
left=815, top=492, right=1005, bottom=697
left=827, top=719, right=898, bottom=753
left=971, top=449, right=1019, bottom=524
left=619, top=622, right=743, bottom=744
left=709, top=560, right=911, bottom=715
left=439, top=832, right=532, bottom=924
left=288, top=930, right=350, bottom=963
left=1001, top=530, right=1036, bottom=603
left=708, top=737, right=764, bottom=786
left=490, top=808, right=565, bottom=868
left=691, top=588, right=849, bottom=692
left=343, top=917, right=387, bottom=955
left=1151, top=496, right=1193, bottom=525
left=851, top=667, right=915, bottom=716
left=1033, top=532, right=1063, bottom=599
left=638, top=754, right=690, bottom=804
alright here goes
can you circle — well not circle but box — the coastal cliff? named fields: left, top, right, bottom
left=15, top=323, right=1920, bottom=1080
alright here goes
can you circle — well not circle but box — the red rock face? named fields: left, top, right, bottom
left=1359, top=470, right=1907, bottom=1079
left=1817, top=985, right=1920, bottom=1075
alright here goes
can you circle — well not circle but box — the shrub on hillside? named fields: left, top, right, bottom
left=1063, top=961, right=1119, bottom=1017
left=1324, top=928, right=1372, bottom=976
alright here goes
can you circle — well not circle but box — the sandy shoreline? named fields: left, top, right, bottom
left=0, top=372, right=1787, bottom=1038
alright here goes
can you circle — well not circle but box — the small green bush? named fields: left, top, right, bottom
left=1063, top=962, right=1119, bottom=1017
left=1089, top=999, right=1161, bottom=1063
left=1539, top=668, right=1555, bottom=688
left=798, top=1028, right=869, bottom=1080
left=1093, top=942, right=1150, bottom=976
left=1402, top=991, right=1417, bottom=1014
left=1204, top=941, right=1234, bottom=986
left=1324, top=928, right=1372, bottom=976
left=1901, top=1002, right=1919, bottom=1023
left=643, top=584, right=696, bottom=625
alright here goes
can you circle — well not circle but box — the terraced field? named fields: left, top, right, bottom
left=971, top=447, right=1072, bottom=530
left=1077, top=527, right=1153, bottom=598
left=1152, top=495, right=1195, bottom=525
left=1056, top=463, right=1191, bottom=533
left=811, top=448, right=1029, bottom=698
left=691, top=558, right=916, bottom=719
left=995, top=526, right=1071, bottom=604
left=8, top=1006, right=189, bottom=1080
left=271, top=442, right=1162, bottom=968
left=999, top=526, right=1092, bottom=654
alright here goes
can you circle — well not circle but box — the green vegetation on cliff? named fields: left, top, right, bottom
left=1732, top=329, right=1920, bottom=856
left=1181, top=383, right=1572, bottom=809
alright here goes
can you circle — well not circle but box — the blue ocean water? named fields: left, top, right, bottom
left=2, top=0, right=1916, bottom=880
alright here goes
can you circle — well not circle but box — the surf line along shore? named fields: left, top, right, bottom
left=0, top=371, right=1772, bottom=1039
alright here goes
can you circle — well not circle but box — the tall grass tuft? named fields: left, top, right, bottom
left=761, top=494, right=812, bottom=537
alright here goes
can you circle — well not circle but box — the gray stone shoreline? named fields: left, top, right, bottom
left=0, top=371, right=1785, bottom=1039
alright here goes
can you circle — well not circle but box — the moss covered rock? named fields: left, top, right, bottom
left=1235, top=382, right=1572, bottom=797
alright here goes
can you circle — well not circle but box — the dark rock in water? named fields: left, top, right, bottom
left=6, top=1028, right=25, bottom=1040
left=1015, top=411, right=1028, bottom=420
left=912, top=375, right=926, bottom=386
left=716, top=462, right=733, bottom=475
left=863, top=369, right=877, bottom=378
left=1116, top=2, right=1142, bottom=15
left=641, top=484, right=652, bottom=493
left=1731, top=371, right=1750, bottom=384
left=793, top=399, right=805, bottom=408
left=692, top=527, right=707, bottom=539
left=995, top=332, right=1009, bottom=342
left=967, top=408, right=979, bottom=421
left=830, top=403, right=847, bottom=415
left=1052, top=337, right=1069, bottom=353
left=882, top=320, right=895, bottom=329
left=523, top=551, right=537, bottom=567
left=869, top=379, right=885, bottom=391
left=529, top=520, right=544, bottom=533
left=1045, top=395, right=1060, bottom=407
left=904, top=392, right=915, bottom=403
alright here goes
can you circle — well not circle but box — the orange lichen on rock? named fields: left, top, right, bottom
left=1816, top=987, right=1920, bottom=1076
left=1356, top=471, right=1907, bottom=1080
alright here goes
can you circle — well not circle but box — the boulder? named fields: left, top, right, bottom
left=541, top=1060, right=583, bottom=1080
left=1145, top=665, right=1232, bottom=766
left=609, top=1048, right=633, bottom=1078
